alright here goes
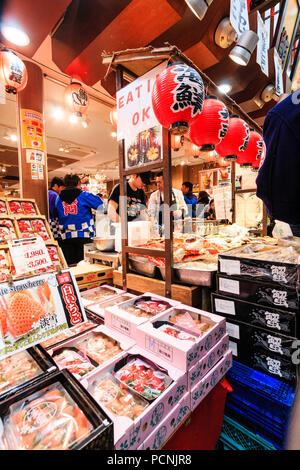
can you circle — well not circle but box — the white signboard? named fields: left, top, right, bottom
left=213, top=184, right=232, bottom=222
left=26, top=149, right=45, bottom=164
left=257, top=11, right=269, bottom=76
left=230, top=0, right=249, bottom=37
left=8, top=236, right=52, bottom=276
left=116, top=62, right=167, bottom=141
left=274, top=48, right=284, bottom=95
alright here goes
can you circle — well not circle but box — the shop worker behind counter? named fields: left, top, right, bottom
left=256, top=91, right=300, bottom=237
left=107, top=172, right=151, bottom=222
left=55, top=174, right=103, bottom=265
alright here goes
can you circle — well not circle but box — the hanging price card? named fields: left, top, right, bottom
left=8, top=236, right=52, bottom=276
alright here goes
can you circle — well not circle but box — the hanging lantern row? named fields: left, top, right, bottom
left=64, top=81, right=89, bottom=117
left=171, top=134, right=184, bottom=151
left=236, top=130, right=264, bottom=167
left=0, top=49, right=27, bottom=94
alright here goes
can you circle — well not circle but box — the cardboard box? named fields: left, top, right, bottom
left=217, top=274, right=298, bottom=312
left=137, top=392, right=191, bottom=450
left=135, top=305, right=226, bottom=371
left=105, top=293, right=180, bottom=340
left=190, top=350, right=232, bottom=411
left=71, top=264, right=113, bottom=285
left=82, top=345, right=187, bottom=450
left=188, top=334, right=229, bottom=389
left=212, top=292, right=298, bottom=338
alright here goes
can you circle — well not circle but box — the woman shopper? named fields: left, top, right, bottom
left=56, top=174, right=103, bottom=265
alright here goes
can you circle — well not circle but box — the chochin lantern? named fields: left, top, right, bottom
left=218, top=156, right=228, bottom=167
left=110, top=106, right=117, bottom=129
left=152, top=62, right=204, bottom=134
left=189, top=95, right=229, bottom=151
left=236, top=129, right=264, bottom=167
left=171, top=134, right=184, bottom=151
left=64, top=81, right=89, bottom=117
left=215, top=115, right=250, bottom=162
left=251, top=140, right=266, bottom=171
left=0, top=49, right=27, bottom=94
left=191, top=143, right=200, bottom=158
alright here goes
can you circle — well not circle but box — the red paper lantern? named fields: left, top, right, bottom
left=236, top=130, right=264, bottom=167
left=0, top=49, right=27, bottom=94
left=152, top=62, right=204, bottom=134
left=171, top=134, right=184, bottom=151
left=252, top=140, right=266, bottom=171
left=215, top=115, right=250, bottom=161
left=189, top=96, right=229, bottom=151
left=110, top=106, right=117, bottom=129
left=64, top=81, right=89, bottom=117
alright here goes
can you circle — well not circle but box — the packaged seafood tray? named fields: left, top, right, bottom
left=0, top=217, right=18, bottom=244
left=0, top=346, right=57, bottom=403
left=0, top=200, right=8, bottom=215
left=48, top=325, right=134, bottom=381
left=190, top=350, right=232, bottom=411
left=105, top=293, right=180, bottom=340
left=0, top=369, right=114, bottom=450
left=81, top=345, right=187, bottom=449
left=159, top=262, right=217, bottom=287
left=216, top=274, right=299, bottom=312
left=15, top=216, right=53, bottom=242
left=86, top=293, right=137, bottom=319
left=40, top=318, right=101, bottom=350
left=218, top=242, right=300, bottom=288
left=80, top=284, right=125, bottom=308
left=137, top=392, right=191, bottom=450
left=212, top=293, right=298, bottom=338
left=7, top=198, right=40, bottom=216
left=135, top=304, right=226, bottom=371
left=226, top=318, right=297, bottom=387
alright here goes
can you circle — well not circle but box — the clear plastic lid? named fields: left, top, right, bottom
left=122, top=297, right=171, bottom=319
left=40, top=320, right=97, bottom=349
left=53, top=349, right=95, bottom=380
left=3, top=382, right=93, bottom=450
left=115, top=358, right=173, bottom=402
left=88, top=294, right=133, bottom=315
left=169, top=310, right=214, bottom=336
left=88, top=372, right=148, bottom=420
left=75, top=331, right=123, bottom=366
left=0, top=351, right=43, bottom=396
left=157, top=323, right=198, bottom=342
left=81, top=286, right=119, bottom=303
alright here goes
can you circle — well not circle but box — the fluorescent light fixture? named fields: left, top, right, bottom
left=1, top=25, right=30, bottom=46
left=229, top=30, right=259, bottom=67
left=218, top=83, right=232, bottom=94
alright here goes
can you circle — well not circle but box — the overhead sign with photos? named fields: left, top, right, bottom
left=20, top=109, right=46, bottom=151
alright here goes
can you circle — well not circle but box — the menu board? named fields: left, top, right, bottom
left=213, top=185, right=232, bottom=221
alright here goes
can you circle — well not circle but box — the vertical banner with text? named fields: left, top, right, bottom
left=257, top=11, right=269, bottom=76
left=230, top=0, right=249, bottom=37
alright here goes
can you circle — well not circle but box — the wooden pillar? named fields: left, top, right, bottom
left=16, top=61, right=48, bottom=216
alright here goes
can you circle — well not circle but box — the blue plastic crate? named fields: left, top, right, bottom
left=218, top=415, right=277, bottom=450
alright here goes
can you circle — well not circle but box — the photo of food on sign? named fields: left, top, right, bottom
left=125, top=126, right=162, bottom=168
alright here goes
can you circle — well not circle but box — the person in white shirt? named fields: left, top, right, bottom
left=148, top=172, right=188, bottom=228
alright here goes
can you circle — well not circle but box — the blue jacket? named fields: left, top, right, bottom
left=256, top=92, right=300, bottom=225
left=56, top=189, right=102, bottom=239
left=48, top=189, right=58, bottom=220
left=183, top=192, right=197, bottom=218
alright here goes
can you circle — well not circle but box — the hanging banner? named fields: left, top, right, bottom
left=20, top=109, right=46, bottom=151
left=26, top=149, right=45, bottom=165
left=274, top=48, right=284, bottom=95
left=116, top=62, right=167, bottom=141
left=0, top=269, right=86, bottom=360
left=230, top=0, right=249, bottom=37
left=257, top=11, right=269, bottom=76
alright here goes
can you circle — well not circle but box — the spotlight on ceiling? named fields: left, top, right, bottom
left=218, top=82, right=232, bottom=94
left=260, top=84, right=276, bottom=103
left=229, top=30, right=259, bottom=66
left=184, top=0, right=213, bottom=21
left=215, top=17, right=237, bottom=48
left=1, top=25, right=30, bottom=46
left=111, top=131, right=117, bottom=138
left=10, top=134, right=17, bottom=142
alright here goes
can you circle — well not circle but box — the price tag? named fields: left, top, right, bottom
left=219, top=277, right=240, bottom=295
left=215, top=298, right=236, bottom=315
left=226, top=322, right=240, bottom=339
left=220, top=259, right=241, bottom=275
left=229, top=340, right=238, bottom=357
left=8, top=236, right=52, bottom=276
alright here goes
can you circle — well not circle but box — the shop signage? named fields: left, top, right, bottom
left=230, top=0, right=249, bottom=37
left=20, top=109, right=46, bottom=151
left=116, top=62, right=166, bottom=141
left=0, top=269, right=86, bottom=359
left=274, top=48, right=284, bottom=95
left=257, top=11, right=269, bottom=77
left=26, top=149, right=45, bottom=165
left=213, top=184, right=232, bottom=221
left=8, top=236, right=52, bottom=276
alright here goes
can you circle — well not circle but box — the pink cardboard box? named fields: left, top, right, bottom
left=87, top=293, right=137, bottom=319
left=82, top=345, right=187, bottom=450
left=80, top=284, right=125, bottom=308
left=47, top=324, right=135, bottom=382
left=104, top=292, right=181, bottom=340
left=137, top=392, right=191, bottom=450
left=135, top=305, right=226, bottom=371
left=190, top=350, right=232, bottom=411
left=188, top=334, right=229, bottom=389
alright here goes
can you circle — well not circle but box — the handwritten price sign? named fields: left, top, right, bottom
left=8, top=237, right=52, bottom=276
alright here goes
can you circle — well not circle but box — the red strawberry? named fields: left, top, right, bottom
left=7, top=293, right=45, bottom=338
left=0, top=304, right=8, bottom=336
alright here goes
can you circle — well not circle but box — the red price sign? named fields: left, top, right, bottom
left=8, top=236, right=52, bottom=276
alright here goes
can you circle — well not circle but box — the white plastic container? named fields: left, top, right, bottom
left=113, top=221, right=152, bottom=252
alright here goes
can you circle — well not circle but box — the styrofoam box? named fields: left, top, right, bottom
left=137, top=392, right=191, bottom=450
left=135, top=305, right=226, bottom=371
left=104, top=292, right=181, bottom=340
left=82, top=345, right=187, bottom=450
left=47, top=324, right=135, bottom=382
left=188, top=334, right=229, bottom=389
left=80, top=284, right=125, bottom=308
left=87, top=293, right=137, bottom=319
left=190, top=350, right=232, bottom=411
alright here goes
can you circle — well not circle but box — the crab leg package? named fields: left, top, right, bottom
left=0, top=270, right=86, bottom=360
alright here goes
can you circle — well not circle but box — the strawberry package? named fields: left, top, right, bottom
left=121, top=296, right=172, bottom=319
left=0, top=201, right=7, bottom=215
left=156, top=322, right=198, bottom=342
left=40, top=319, right=99, bottom=350
left=52, top=348, right=96, bottom=380
left=169, top=311, right=213, bottom=336
left=8, top=200, right=37, bottom=216
left=114, top=357, right=173, bottom=402
left=17, top=218, right=50, bottom=241
left=0, top=219, right=17, bottom=243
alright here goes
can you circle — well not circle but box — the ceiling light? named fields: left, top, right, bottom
left=10, top=134, right=17, bottom=142
left=185, top=0, right=213, bottom=21
left=53, top=107, right=64, bottom=120
left=111, top=131, right=117, bottom=138
left=260, top=84, right=276, bottom=103
left=1, top=166, right=6, bottom=173
left=1, top=25, right=30, bottom=46
left=181, top=161, right=185, bottom=165
left=64, top=148, right=70, bottom=153
left=82, top=120, right=88, bottom=128
left=69, top=113, right=78, bottom=124
left=229, top=30, right=259, bottom=67
left=59, top=146, right=64, bottom=152
left=214, top=17, right=237, bottom=48
left=218, top=83, right=232, bottom=94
